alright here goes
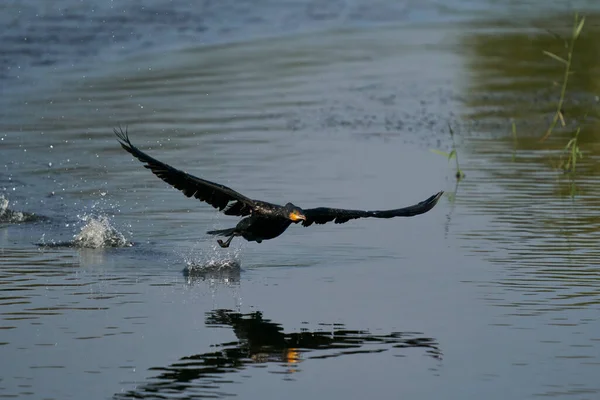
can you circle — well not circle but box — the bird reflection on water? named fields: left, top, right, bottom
left=115, top=309, right=442, bottom=399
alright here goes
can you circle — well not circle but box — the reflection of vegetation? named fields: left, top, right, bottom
left=115, top=309, right=441, bottom=399
left=511, top=121, right=518, bottom=161
left=464, top=13, right=600, bottom=131
left=541, top=13, right=586, bottom=198
left=463, top=12, right=600, bottom=199
left=541, top=13, right=586, bottom=141
left=458, top=13, right=600, bottom=312
left=432, top=124, right=465, bottom=181
left=443, top=179, right=461, bottom=239
left=559, top=126, right=583, bottom=198
left=562, top=127, right=583, bottom=174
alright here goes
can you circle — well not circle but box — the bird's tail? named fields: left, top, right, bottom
left=206, top=227, right=236, bottom=236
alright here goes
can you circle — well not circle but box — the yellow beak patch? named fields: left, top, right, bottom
left=289, top=212, right=306, bottom=221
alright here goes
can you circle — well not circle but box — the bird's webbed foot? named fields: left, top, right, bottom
left=217, top=236, right=234, bottom=248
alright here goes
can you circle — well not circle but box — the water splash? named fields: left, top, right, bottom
left=72, top=214, right=131, bottom=249
left=182, top=243, right=242, bottom=284
left=0, top=195, right=39, bottom=223
left=38, top=214, right=132, bottom=249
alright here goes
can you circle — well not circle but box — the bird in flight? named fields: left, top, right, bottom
left=115, top=128, right=443, bottom=248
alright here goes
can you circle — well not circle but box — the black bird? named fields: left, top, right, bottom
left=115, top=128, right=443, bottom=248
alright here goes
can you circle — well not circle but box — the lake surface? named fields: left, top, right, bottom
left=2, top=1, right=600, bottom=399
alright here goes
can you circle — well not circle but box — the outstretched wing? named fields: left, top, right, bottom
left=115, top=127, right=255, bottom=216
left=301, top=191, right=443, bottom=227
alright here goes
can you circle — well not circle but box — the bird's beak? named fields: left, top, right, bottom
left=289, top=212, right=306, bottom=221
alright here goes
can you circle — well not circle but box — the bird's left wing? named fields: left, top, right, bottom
left=301, top=191, right=443, bottom=227
left=114, top=127, right=256, bottom=216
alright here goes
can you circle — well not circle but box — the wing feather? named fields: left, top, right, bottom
left=114, top=127, right=255, bottom=217
left=302, top=191, right=443, bottom=227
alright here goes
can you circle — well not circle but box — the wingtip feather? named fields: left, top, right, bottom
left=423, top=191, right=444, bottom=210
left=113, top=126, right=131, bottom=146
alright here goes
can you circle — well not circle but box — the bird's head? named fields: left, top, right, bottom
left=284, top=203, right=306, bottom=223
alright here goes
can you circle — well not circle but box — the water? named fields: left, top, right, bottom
left=2, top=1, right=600, bottom=399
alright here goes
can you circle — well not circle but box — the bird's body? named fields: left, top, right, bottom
left=115, top=128, right=442, bottom=248
left=209, top=214, right=293, bottom=243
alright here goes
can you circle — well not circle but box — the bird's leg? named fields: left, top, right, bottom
left=217, top=235, right=234, bottom=248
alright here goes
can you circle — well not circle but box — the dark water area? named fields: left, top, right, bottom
left=2, top=1, right=600, bottom=399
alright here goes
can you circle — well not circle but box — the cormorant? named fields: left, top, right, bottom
left=115, top=128, right=443, bottom=248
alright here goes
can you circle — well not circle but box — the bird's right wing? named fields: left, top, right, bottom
left=301, top=191, right=443, bottom=226
left=115, top=127, right=256, bottom=216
